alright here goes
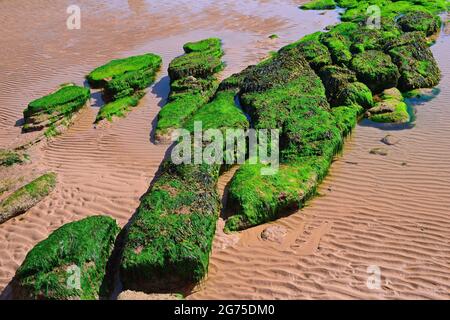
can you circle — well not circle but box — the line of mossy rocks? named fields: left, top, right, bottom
left=87, top=53, right=162, bottom=123
left=20, top=53, right=162, bottom=141
left=11, top=0, right=447, bottom=299
left=155, top=38, right=225, bottom=142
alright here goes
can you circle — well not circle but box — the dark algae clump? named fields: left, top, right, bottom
left=13, top=216, right=119, bottom=300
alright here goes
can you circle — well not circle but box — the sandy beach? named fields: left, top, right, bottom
left=0, top=0, right=449, bottom=300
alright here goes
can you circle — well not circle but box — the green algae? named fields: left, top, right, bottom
left=95, top=93, right=143, bottom=123
left=183, top=38, right=224, bottom=58
left=387, top=32, right=441, bottom=90
left=86, top=53, right=162, bottom=88
left=349, top=50, right=400, bottom=93
left=120, top=162, right=221, bottom=292
left=397, top=10, right=441, bottom=36
left=332, top=105, right=365, bottom=137
left=367, top=88, right=410, bottom=123
left=301, top=0, right=337, bottom=10
left=156, top=39, right=224, bottom=141
left=183, top=90, right=249, bottom=133
left=335, top=81, right=374, bottom=108
left=13, top=215, right=119, bottom=300
left=0, top=173, right=57, bottom=225
left=168, top=52, right=224, bottom=81
left=23, top=85, right=90, bottom=135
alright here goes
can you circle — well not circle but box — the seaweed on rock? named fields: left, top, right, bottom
left=397, top=10, right=441, bottom=36
left=22, top=84, right=90, bottom=137
left=155, top=39, right=225, bottom=142
left=13, top=216, right=120, bottom=300
left=300, top=0, right=337, bottom=10
left=121, top=75, right=248, bottom=291
left=366, top=87, right=410, bottom=123
left=0, top=173, right=57, bottom=225
left=87, top=53, right=161, bottom=122
left=349, top=50, right=400, bottom=93
left=387, top=32, right=441, bottom=90
left=86, top=53, right=162, bottom=89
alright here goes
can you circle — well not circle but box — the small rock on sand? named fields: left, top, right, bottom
left=381, top=134, right=400, bottom=146
left=370, top=147, right=389, bottom=156
left=261, top=225, right=288, bottom=243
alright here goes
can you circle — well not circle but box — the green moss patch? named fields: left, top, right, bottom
left=397, top=10, right=441, bottom=36
left=23, top=85, right=90, bottom=135
left=332, top=105, right=364, bottom=136
left=319, top=65, right=358, bottom=107
left=387, top=32, right=441, bottom=90
left=156, top=39, right=224, bottom=141
left=86, top=53, right=162, bottom=88
left=350, top=50, right=400, bottom=93
left=300, top=0, right=337, bottom=10
left=13, top=215, right=119, bottom=300
left=184, top=90, right=249, bottom=133
left=95, top=93, right=143, bottom=123
left=367, top=88, right=410, bottom=123
left=336, top=82, right=374, bottom=108
left=120, top=162, right=220, bottom=292
left=183, top=38, right=224, bottom=58
left=0, top=173, right=57, bottom=224
left=168, top=52, right=224, bottom=81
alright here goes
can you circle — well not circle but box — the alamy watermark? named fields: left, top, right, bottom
left=366, top=5, right=381, bottom=29
left=366, top=265, right=382, bottom=290
left=67, top=5, right=81, bottom=30
left=170, top=122, right=280, bottom=175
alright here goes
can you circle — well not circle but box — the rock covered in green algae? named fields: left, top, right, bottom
left=168, top=52, right=224, bottom=81
left=397, top=10, right=441, bottom=36
left=0, top=173, right=57, bottom=224
left=87, top=53, right=162, bottom=122
left=300, top=0, right=336, bottom=10
left=120, top=162, right=222, bottom=292
left=22, top=84, right=90, bottom=137
left=332, top=105, right=364, bottom=137
left=335, top=82, right=374, bottom=108
left=280, top=32, right=332, bottom=71
left=156, top=39, right=224, bottom=141
left=366, top=88, right=410, bottom=123
left=95, top=93, right=143, bottom=123
left=121, top=77, right=248, bottom=291
left=86, top=53, right=162, bottom=89
left=318, top=65, right=357, bottom=107
left=320, top=31, right=353, bottom=65
left=13, top=215, right=119, bottom=300
left=387, top=32, right=441, bottom=90
left=349, top=50, right=400, bottom=93
left=183, top=38, right=224, bottom=58
left=224, top=48, right=343, bottom=232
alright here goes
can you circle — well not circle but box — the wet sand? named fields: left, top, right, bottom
left=1, top=1, right=449, bottom=299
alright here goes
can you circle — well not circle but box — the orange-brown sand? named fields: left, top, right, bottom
left=1, top=0, right=450, bottom=300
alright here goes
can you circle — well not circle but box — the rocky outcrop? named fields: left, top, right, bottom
left=22, top=84, right=90, bottom=138
left=12, top=215, right=119, bottom=300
